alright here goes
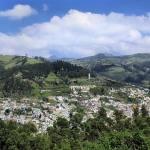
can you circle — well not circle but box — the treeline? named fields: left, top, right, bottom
left=0, top=105, right=149, bottom=150
left=2, top=60, right=89, bottom=80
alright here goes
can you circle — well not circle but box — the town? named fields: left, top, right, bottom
left=0, top=84, right=149, bottom=133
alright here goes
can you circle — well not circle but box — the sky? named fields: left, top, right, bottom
left=0, top=0, right=150, bottom=58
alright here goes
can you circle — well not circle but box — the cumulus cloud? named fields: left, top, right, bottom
left=0, top=10, right=150, bottom=57
left=0, top=4, right=37, bottom=20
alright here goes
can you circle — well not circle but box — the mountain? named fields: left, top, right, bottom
left=71, top=53, right=150, bottom=87
left=78, top=53, right=113, bottom=61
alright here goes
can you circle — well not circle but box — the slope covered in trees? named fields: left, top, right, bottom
left=71, top=53, right=150, bottom=87
left=0, top=55, right=89, bottom=97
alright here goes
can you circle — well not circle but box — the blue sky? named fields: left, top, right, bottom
left=0, top=0, right=150, bottom=33
left=0, top=0, right=150, bottom=57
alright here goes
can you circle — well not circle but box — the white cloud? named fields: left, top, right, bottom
left=0, top=4, right=37, bottom=20
left=0, top=10, right=150, bottom=57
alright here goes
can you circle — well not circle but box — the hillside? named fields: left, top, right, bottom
left=0, top=55, right=89, bottom=98
left=0, top=55, right=41, bottom=69
left=71, top=53, right=150, bottom=87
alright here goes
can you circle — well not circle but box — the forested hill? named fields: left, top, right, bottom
left=71, top=53, right=150, bottom=87
left=0, top=55, right=89, bottom=97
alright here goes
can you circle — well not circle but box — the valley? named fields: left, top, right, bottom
left=0, top=54, right=149, bottom=149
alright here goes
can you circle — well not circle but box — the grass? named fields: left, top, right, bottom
left=26, top=58, right=41, bottom=64
left=41, top=84, right=71, bottom=97
left=0, top=55, right=41, bottom=69
left=45, top=72, right=59, bottom=83
left=102, top=66, right=130, bottom=80
left=70, top=77, right=96, bottom=86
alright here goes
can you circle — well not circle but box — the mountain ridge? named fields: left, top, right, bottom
left=71, top=53, right=150, bottom=88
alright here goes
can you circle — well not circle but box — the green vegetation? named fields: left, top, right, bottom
left=0, top=54, right=149, bottom=149
left=71, top=53, right=150, bottom=87
left=112, top=91, right=137, bottom=103
left=45, top=72, right=59, bottom=83
left=90, top=86, right=107, bottom=95
left=0, top=55, right=89, bottom=98
left=0, top=106, right=149, bottom=150
left=41, top=84, right=71, bottom=97
left=0, top=55, right=41, bottom=69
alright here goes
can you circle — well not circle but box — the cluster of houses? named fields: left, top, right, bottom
left=0, top=97, right=72, bottom=133
left=107, top=87, right=150, bottom=117
left=70, top=85, right=150, bottom=120
left=0, top=85, right=149, bottom=132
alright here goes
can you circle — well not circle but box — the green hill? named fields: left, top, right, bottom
left=71, top=53, right=150, bottom=87
left=0, top=55, right=42, bottom=69
left=0, top=55, right=89, bottom=98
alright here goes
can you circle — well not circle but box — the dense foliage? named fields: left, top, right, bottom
left=90, top=86, right=107, bottom=96
left=0, top=105, right=149, bottom=150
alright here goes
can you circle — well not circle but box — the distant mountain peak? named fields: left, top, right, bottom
left=95, top=53, right=114, bottom=57
left=77, top=53, right=114, bottom=61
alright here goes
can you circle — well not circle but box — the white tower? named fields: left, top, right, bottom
left=88, top=73, right=91, bottom=80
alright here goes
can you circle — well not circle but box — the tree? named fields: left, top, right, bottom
left=133, top=106, right=139, bottom=118
left=97, top=107, right=107, bottom=119
left=113, top=109, right=126, bottom=131
left=70, top=113, right=84, bottom=141
left=131, top=133, right=148, bottom=150
left=114, top=109, right=124, bottom=121
left=141, top=104, right=149, bottom=118
left=90, top=86, right=106, bottom=96
left=4, top=109, right=10, bottom=115
left=21, top=122, right=37, bottom=133
left=54, top=117, right=69, bottom=129
left=30, top=135, right=50, bottom=150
